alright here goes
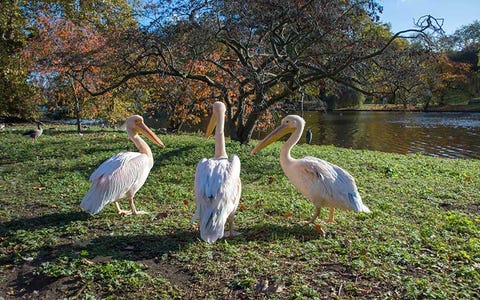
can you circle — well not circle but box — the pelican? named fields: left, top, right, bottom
left=80, top=115, right=164, bottom=215
left=250, top=115, right=370, bottom=235
left=23, top=122, right=43, bottom=140
left=192, top=101, right=242, bottom=243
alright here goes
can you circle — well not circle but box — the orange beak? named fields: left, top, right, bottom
left=205, top=110, right=217, bottom=138
left=250, top=123, right=294, bottom=155
left=137, top=122, right=165, bottom=148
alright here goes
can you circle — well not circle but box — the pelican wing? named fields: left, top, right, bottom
left=194, top=155, right=241, bottom=243
left=81, top=152, right=152, bottom=214
left=298, top=157, right=369, bottom=212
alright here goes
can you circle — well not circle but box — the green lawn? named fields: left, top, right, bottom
left=0, top=124, right=479, bottom=299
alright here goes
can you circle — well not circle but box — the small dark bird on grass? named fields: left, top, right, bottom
left=23, top=122, right=43, bottom=141
left=306, top=128, right=313, bottom=144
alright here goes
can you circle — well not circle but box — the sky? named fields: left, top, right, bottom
left=379, top=0, right=479, bottom=35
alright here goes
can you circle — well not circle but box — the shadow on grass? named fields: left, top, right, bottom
left=240, top=223, right=324, bottom=243
left=0, top=211, right=89, bottom=235
left=2, top=213, right=327, bottom=298
left=153, top=145, right=198, bottom=168
left=3, top=212, right=322, bottom=262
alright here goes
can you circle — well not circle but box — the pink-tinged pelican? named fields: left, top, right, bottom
left=250, top=115, right=370, bottom=235
left=192, top=101, right=242, bottom=243
left=81, top=115, right=164, bottom=215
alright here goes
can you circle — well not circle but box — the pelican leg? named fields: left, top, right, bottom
left=309, top=207, right=321, bottom=223
left=223, top=213, right=241, bottom=238
left=327, top=207, right=336, bottom=223
left=115, top=202, right=132, bottom=216
left=129, top=197, right=147, bottom=215
left=308, top=207, right=326, bottom=237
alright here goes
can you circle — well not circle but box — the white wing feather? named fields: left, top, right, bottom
left=80, top=152, right=152, bottom=214
left=194, top=155, right=241, bottom=243
left=294, top=156, right=370, bottom=212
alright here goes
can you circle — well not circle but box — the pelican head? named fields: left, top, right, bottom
left=250, top=115, right=305, bottom=155
left=125, top=115, right=165, bottom=148
left=205, top=102, right=226, bottom=138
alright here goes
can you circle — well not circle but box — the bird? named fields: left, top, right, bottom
left=23, top=122, right=43, bottom=140
left=250, top=115, right=370, bottom=236
left=192, top=101, right=242, bottom=243
left=80, top=115, right=165, bottom=215
left=306, top=128, right=313, bottom=144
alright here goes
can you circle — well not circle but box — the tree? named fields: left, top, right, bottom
left=0, top=0, right=37, bottom=120
left=433, top=20, right=479, bottom=99
left=68, top=0, right=441, bottom=144
left=23, top=0, right=139, bottom=129
left=423, top=53, right=471, bottom=106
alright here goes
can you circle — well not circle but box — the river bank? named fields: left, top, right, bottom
left=337, top=103, right=480, bottom=112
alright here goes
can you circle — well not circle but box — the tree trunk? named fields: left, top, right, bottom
left=70, top=78, right=82, bottom=134
left=233, top=108, right=264, bottom=144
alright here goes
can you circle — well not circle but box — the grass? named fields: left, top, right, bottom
left=0, top=124, right=479, bottom=299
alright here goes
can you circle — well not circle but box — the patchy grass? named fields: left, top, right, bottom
left=0, top=123, right=479, bottom=299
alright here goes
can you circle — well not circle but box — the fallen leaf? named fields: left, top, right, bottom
left=284, top=212, right=292, bottom=218
left=183, top=199, right=189, bottom=206
left=239, top=204, right=248, bottom=211
left=465, top=176, right=471, bottom=182
left=51, top=204, right=58, bottom=209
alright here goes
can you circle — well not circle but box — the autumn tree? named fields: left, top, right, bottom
left=78, top=0, right=441, bottom=144
left=23, top=0, right=140, bottom=130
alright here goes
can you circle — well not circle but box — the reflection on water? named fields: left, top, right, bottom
left=295, top=111, right=480, bottom=159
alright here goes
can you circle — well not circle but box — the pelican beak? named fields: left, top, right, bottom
left=250, top=123, right=294, bottom=155
left=205, top=111, right=217, bottom=138
left=137, top=123, right=165, bottom=148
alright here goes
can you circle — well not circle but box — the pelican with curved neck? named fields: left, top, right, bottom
left=81, top=115, right=164, bottom=216
left=251, top=114, right=370, bottom=236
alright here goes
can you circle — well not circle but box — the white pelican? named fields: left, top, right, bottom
left=23, top=122, right=43, bottom=140
left=192, top=101, right=242, bottom=243
left=250, top=115, right=370, bottom=235
left=81, top=115, right=164, bottom=215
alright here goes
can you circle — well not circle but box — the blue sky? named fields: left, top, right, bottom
left=379, top=0, right=479, bottom=34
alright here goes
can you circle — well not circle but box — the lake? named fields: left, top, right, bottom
left=290, top=111, right=480, bottom=159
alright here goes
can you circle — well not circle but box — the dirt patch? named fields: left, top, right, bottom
left=0, top=262, right=74, bottom=299
left=439, top=201, right=480, bottom=214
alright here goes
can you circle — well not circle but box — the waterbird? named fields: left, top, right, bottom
left=250, top=115, right=370, bottom=236
left=192, top=101, right=242, bottom=243
left=80, top=115, right=164, bottom=215
left=306, top=128, right=313, bottom=144
left=23, top=122, right=43, bottom=141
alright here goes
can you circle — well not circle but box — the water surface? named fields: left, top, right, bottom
left=296, top=111, right=480, bottom=159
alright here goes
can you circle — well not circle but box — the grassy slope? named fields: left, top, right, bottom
left=0, top=125, right=479, bottom=299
